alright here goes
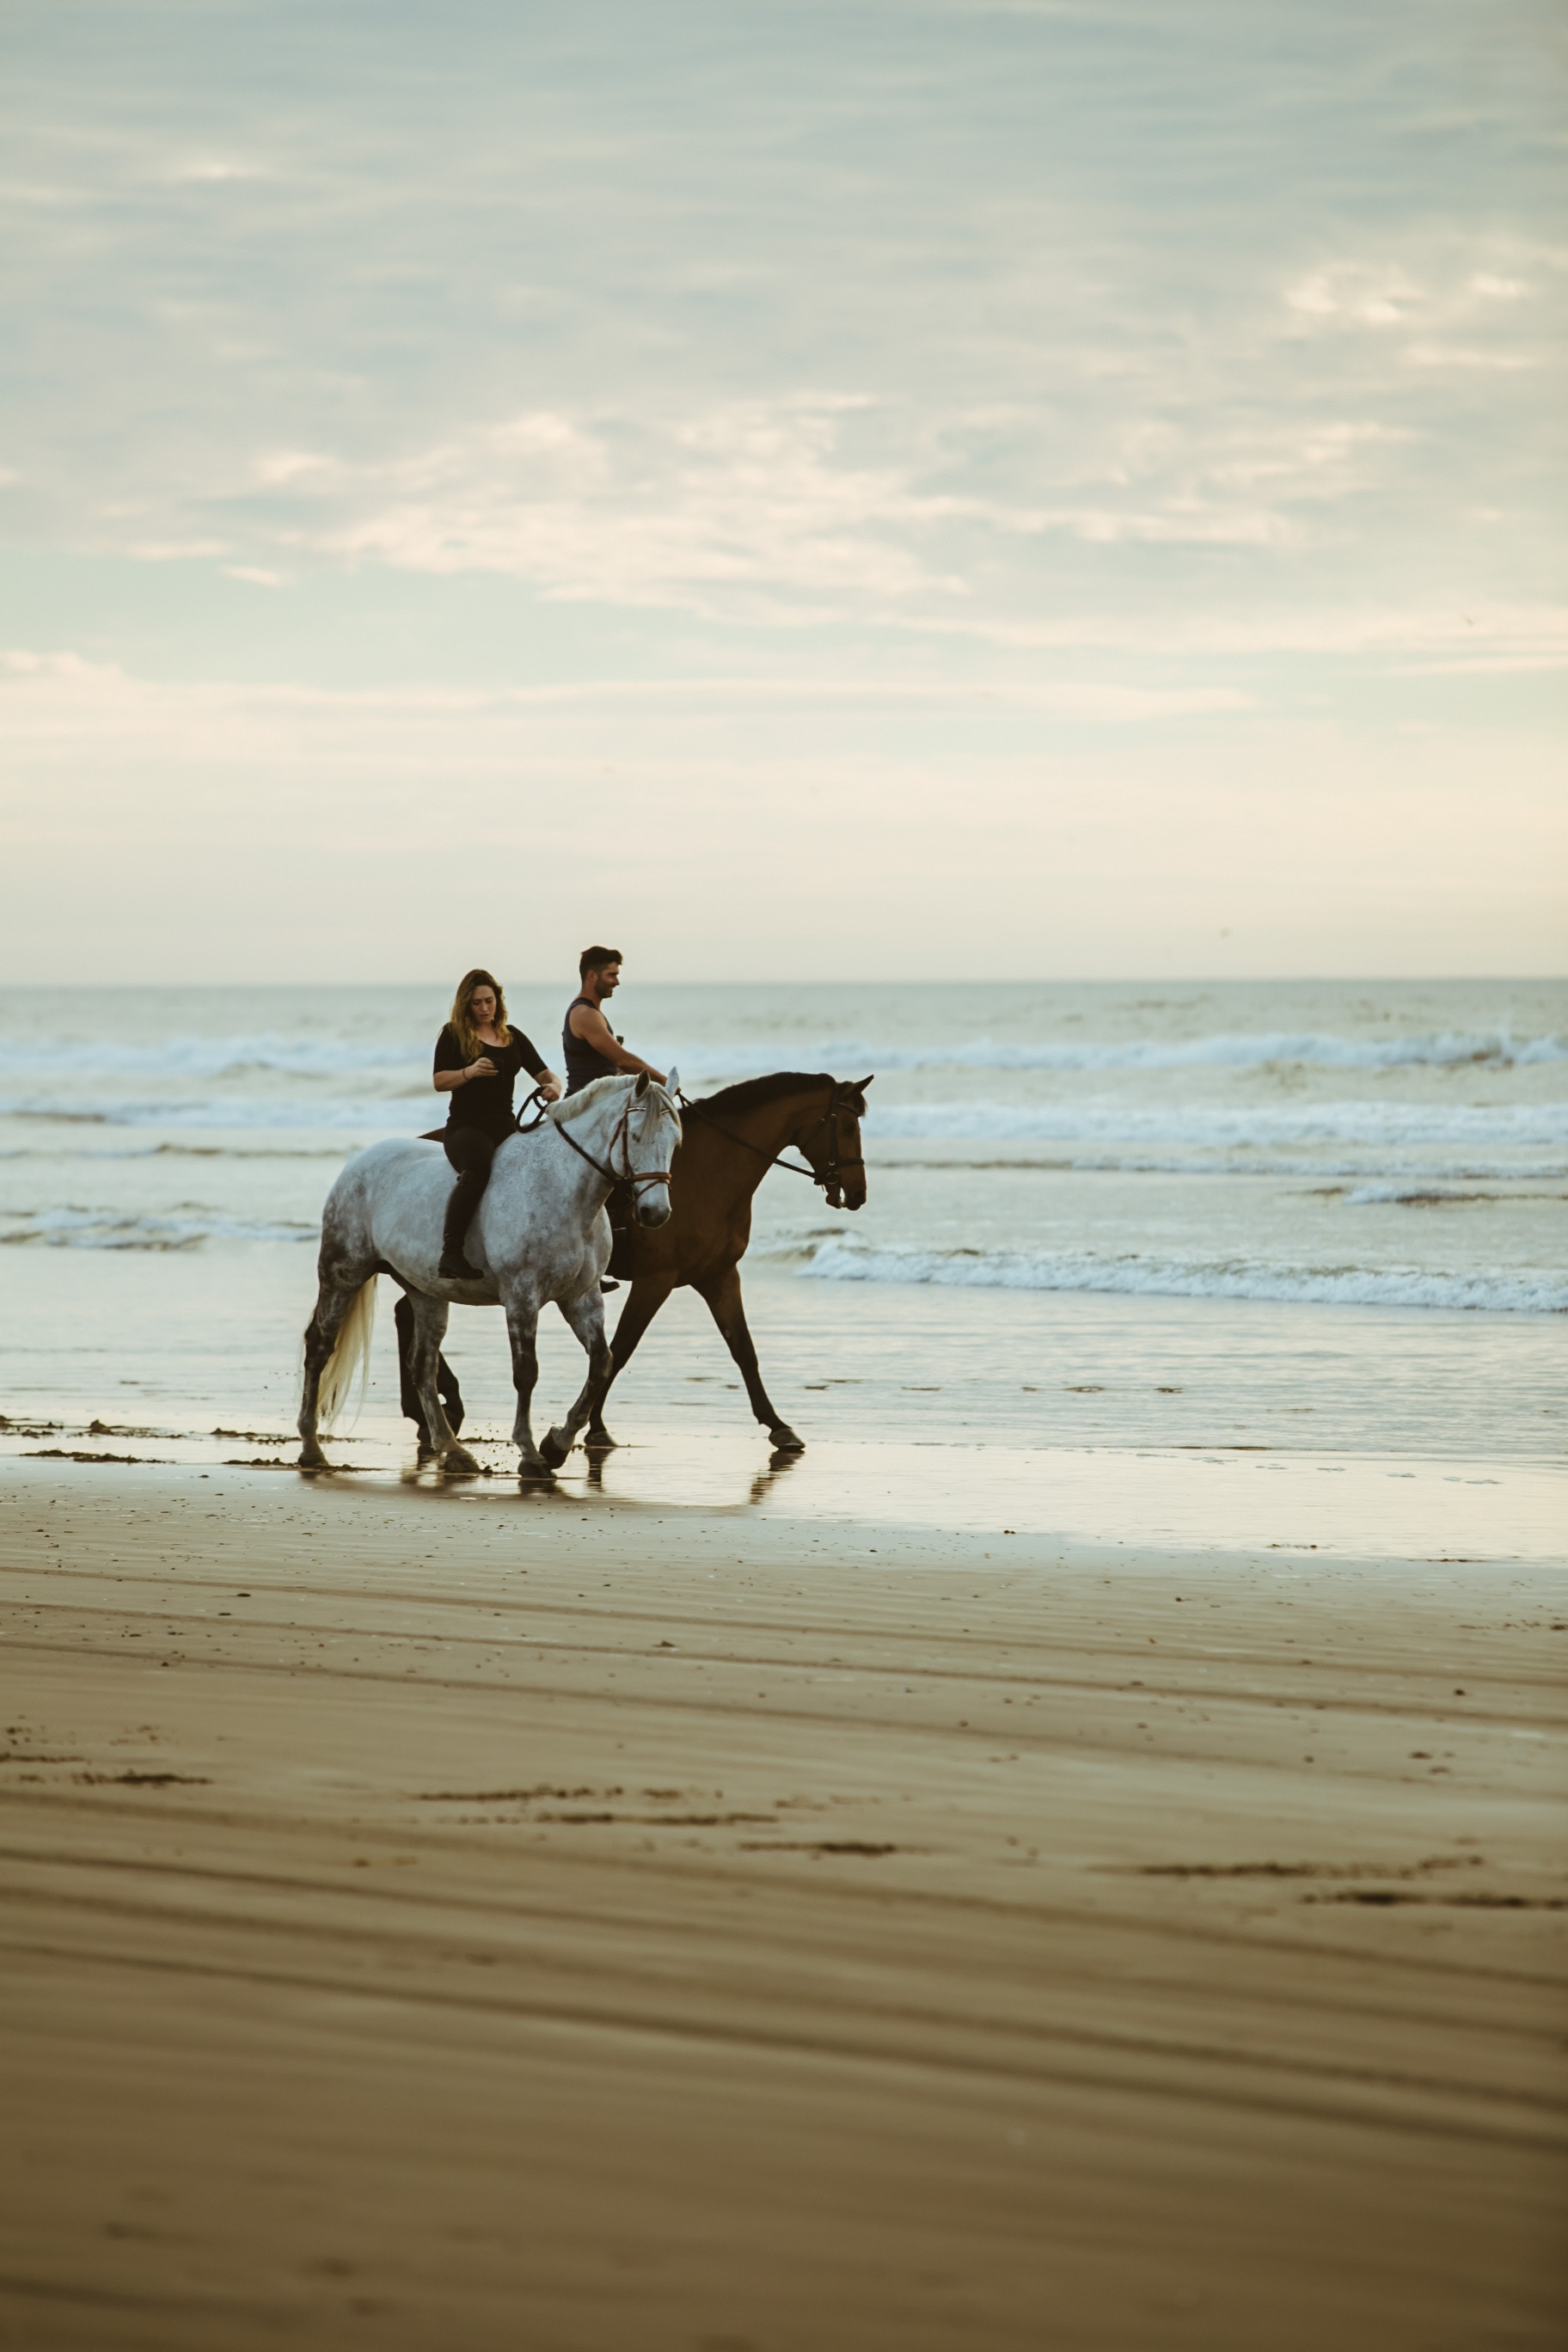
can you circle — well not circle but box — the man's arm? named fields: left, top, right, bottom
left=568, top=1001, right=666, bottom=1084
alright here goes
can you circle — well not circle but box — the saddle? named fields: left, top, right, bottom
left=420, top=1129, right=638, bottom=1277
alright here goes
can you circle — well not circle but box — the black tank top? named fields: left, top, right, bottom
left=562, top=996, right=620, bottom=1094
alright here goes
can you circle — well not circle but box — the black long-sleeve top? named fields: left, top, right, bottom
left=433, top=1023, right=548, bottom=1142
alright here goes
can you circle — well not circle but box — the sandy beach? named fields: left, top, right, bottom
left=1, top=1455, right=1563, bottom=2349
left=5, top=0, right=1565, bottom=2321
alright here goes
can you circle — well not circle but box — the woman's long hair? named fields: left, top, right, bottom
left=449, top=968, right=512, bottom=1062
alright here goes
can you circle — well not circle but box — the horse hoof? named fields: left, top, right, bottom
left=769, top=1426, right=806, bottom=1454
left=297, top=1444, right=329, bottom=1471
left=538, top=1428, right=571, bottom=1470
left=584, top=1427, right=617, bottom=1453
left=443, top=1446, right=483, bottom=1477
left=518, top=1457, right=555, bottom=1485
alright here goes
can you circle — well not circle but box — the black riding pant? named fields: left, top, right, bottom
left=441, top=1126, right=498, bottom=1257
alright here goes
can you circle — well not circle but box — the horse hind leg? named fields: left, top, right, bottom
left=405, top=1291, right=481, bottom=1476
left=297, top=1273, right=370, bottom=1469
left=541, top=1288, right=615, bottom=1469
left=395, top=1292, right=465, bottom=1455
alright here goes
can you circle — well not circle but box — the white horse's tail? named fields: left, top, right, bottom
left=316, top=1276, right=377, bottom=1430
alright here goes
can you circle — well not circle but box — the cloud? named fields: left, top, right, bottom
left=3, top=1, right=1559, bottom=660
left=0, top=647, right=1253, bottom=761
left=902, top=600, right=1568, bottom=664
left=0, top=0, right=1562, bottom=976
left=162, top=157, right=263, bottom=185
left=3, top=645, right=1561, bottom=982
left=275, top=399, right=959, bottom=609
left=73, top=347, right=1518, bottom=635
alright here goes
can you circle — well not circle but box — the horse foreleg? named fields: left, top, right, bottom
left=504, top=1294, right=552, bottom=1479
left=297, top=1274, right=365, bottom=1469
left=406, top=1292, right=481, bottom=1475
left=540, top=1288, right=614, bottom=1469
left=698, top=1265, right=804, bottom=1452
left=587, top=1272, right=677, bottom=1448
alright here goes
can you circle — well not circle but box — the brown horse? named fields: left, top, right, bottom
left=591, top=1070, right=872, bottom=1453
left=394, top=1070, right=871, bottom=1458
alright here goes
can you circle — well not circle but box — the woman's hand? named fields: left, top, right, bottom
left=467, top=1056, right=497, bottom=1081
left=536, top=1072, right=563, bottom=1102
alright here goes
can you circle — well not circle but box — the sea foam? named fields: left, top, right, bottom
left=799, top=1240, right=1568, bottom=1315
left=0, top=1024, right=1560, bottom=1085
left=864, top=1100, right=1568, bottom=1149
left=0, top=1207, right=318, bottom=1250
left=678, top=1027, right=1568, bottom=1077
left=0, top=1095, right=432, bottom=1131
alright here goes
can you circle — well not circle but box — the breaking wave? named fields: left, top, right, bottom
left=0, top=1033, right=423, bottom=1081
left=867, top=1100, right=1568, bottom=1148
left=1014, top=1155, right=1566, bottom=1181
left=0, top=1024, right=1560, bottom=1087
left=0, top=1096, right=431, bottom=1131
left=6, top=1092, right=1560, bottom=1151
left=677, top=1027, right=1568, bottom=1078
left=0, top=1208, right=318, bottom=1251
left=799, top=1240, right=1568, bottom=1315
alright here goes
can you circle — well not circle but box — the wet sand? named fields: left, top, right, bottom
left=1, top=1459, right=1564, bottom=2349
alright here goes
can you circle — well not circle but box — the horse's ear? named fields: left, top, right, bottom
left=634, top=1069, right=649, bottom=1097
left=666, top=1065, right=680, bottom=1096
left=856, top=1074, right=874, bottom=1092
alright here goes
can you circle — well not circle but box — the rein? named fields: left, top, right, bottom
left=677, top=1087, right=866, bottom=1196
left=547, top=1087, right=673, bottom=1197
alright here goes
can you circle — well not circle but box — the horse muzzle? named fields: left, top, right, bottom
left=635, top=1189, right=672, bottom=1228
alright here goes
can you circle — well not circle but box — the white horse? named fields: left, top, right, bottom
left=297, top=1070, right=682, bottom=1478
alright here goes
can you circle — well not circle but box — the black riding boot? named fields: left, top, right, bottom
left=438, top=1218, right=483, bottom=1281
left=439, top=1130, right=494, bottom=1279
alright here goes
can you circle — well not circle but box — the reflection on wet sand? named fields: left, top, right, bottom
left=750, top=1446, right=807, bottom=1506
left=570, top=1436, right=805, bottom=1509
left=315, top=1422, right=1568, bottom=1559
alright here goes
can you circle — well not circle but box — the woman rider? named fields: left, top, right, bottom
left=433, top=969, right=560, bottom=1281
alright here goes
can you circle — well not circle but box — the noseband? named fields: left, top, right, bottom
left=807, top=1093, right=866, bottom=1202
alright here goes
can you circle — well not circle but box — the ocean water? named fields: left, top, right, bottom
left=1, top=980, right=1562, bottom=1550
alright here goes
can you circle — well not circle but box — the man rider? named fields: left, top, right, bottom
left=563, top=947, right=667, bottom=1094
left=564, top=948, right=667, bottom=1289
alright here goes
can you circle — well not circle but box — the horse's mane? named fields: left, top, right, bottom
left=546, top=1071, right=679, bottom=1124
left=545, top=1073, right=633, bottom=1123
left=694, top=1071, right=835, bottom=1116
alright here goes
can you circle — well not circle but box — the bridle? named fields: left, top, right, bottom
left=529, top=1082, right=676, bottom=1199
left=677, top=1083, right=867, bottom=1205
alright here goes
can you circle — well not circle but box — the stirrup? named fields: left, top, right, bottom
left=600, top=1277, right=620, bottom=1292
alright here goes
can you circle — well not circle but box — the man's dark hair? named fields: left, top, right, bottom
left=579, top=945, right=622, bottom=979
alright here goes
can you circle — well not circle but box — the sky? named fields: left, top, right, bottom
left=2, top=0, right=1564, bottom=983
